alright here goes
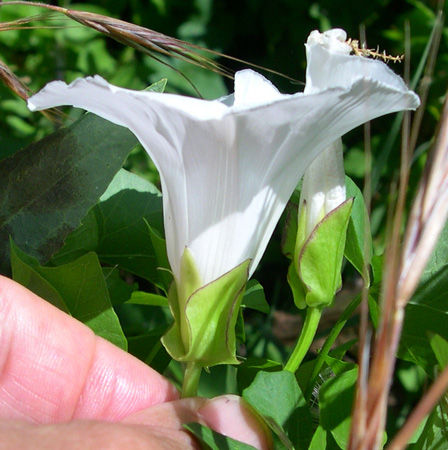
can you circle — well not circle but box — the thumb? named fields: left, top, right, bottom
left=199, top=395, right=272, bottom=450
left=123, top=394, right=272, bottom=450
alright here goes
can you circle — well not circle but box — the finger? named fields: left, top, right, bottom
left=0, top=275, right=178, bottom=423
left=0, top=396, right=272, bottom=450
left=199, top=395, right=272, bottom=450
left=0, top=419, right=199, bottom=450
left=123, top=395, right=272, bottom=450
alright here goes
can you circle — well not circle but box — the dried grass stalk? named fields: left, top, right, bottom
left=351, top=94, right=448, bottom=450
left=0, top=60, right=29, bottom=100
left=349, top=10, right=447, bottom=449
left=1, top=1, right=229, bottom=77
left=1, top=1, right=297, bottom=84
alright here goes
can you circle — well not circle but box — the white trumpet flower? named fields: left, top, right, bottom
left=28, top=29, right=419, bottom=373
left=28, top=59, right=418, bottom=287
left=300, top=28, right=411, bottom=236
left=284, top=29, right=417, bottom=373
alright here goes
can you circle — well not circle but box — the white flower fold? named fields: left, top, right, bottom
left=300, top=28, right=416, bottom=237
left=300, top=138, right=346, bottom=237
left=28, top=31, right=419, bottom=287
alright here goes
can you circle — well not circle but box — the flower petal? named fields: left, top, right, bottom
left=305, top=31, right=416, bottom=96
left=233, top=69, right=286, bottom=108
left=27, top=75, right=228, bottom=121
left=27, top=71, right=419, bottom=285
left=307, top=29, right=352, bottom=55
left=300, top=139, right=346, bottom=236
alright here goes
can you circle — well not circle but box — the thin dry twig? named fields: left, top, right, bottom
left=0, top=58, right=64, bottom=122
left=408, top=9, right=444, bottom=155
left=399, top=98, right=448, bottom=300
left=354, top=95, right=448, bottom=450
left=0, top=11, right=63, bottom=30
left=0, top=59, right=29, bottom=100
left=348, top=25, right=373, bottom=446
left=387, top=363, right=448, bottom=450
left=349, top=8, right=446, bottom=449
left=0, top=0, right=299, bottom=85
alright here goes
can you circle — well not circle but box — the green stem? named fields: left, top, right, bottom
left=304, top=294, right=362, bottom=400
left=284, top=306, right=323, bottom=373
left=181, top=361, right=202, bottom=398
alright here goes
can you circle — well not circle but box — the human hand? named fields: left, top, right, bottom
left=0, top=275, right=271, bottom=449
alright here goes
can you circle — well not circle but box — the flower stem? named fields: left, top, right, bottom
left=181, top=361, right=202, bottom=398
left=284, top=306, right=323, bottom=373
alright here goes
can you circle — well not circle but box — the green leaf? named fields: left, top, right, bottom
left=51, top=208, right=99, bottom=266
left=344, top=146, right=366, bottom=178
left=319, top=368, right=357, bottom=449
left=243, top=371, right=313, bottom=450
left=145, top=78, right=168, bottom=93
left=52, top=168, right=165, bottom=287
left=325, top=355, right=356, bottom=375
left=10, top=240, right=70, bottom=314
left=408, top=402, right=448, bottom=450
left=344, top=176, right=372, bottom=285
left=127, top=327, right=171, bottom=374
left=236, top=357, right=283, bottom=394
left=368, top=294, right=381, bottom=329
left=184, top=422, right=258, bottom=450
left=399, top=221, right=448, bottom=373
left=44, top=253, right=127, bottom=350
left=241, top=279, right=270, bottom=314
left=309, top=426, right=327, bottom=450
left=11, top=242, right=127, bottom=350
left=198, top=365, right=239, bottom=398
left=103, top=266, right=137, bottom=307
left=0, top=114, right=138, bottom=275
left=127, top=291, right=168, bottom=307
left=281, top=201, right=299, bottom=259
left=146, top=221, right=173, bottom=292
left=429, top=333, right=448, bottom=369
left=328, top=339, right=358, bottom=361
left=371, top=254, right=383, bottom=286
left=94, top=169, right=165, bottom=286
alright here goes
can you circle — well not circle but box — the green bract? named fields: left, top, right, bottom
left=288, top=198, right=354, bottom=309
left=161, top=248, right=250, bottom=366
